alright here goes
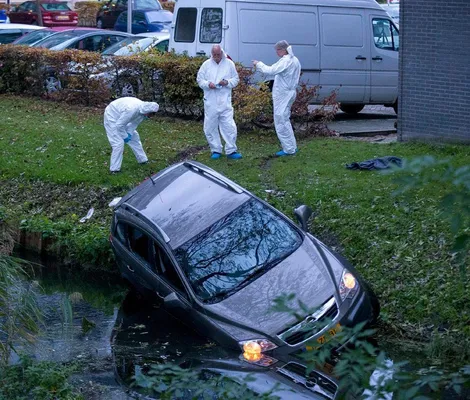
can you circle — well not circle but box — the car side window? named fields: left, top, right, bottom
left=153, top=243, right=187, bottom=296
left=16, top=3, right=28, bottom=11
left=115, top=222, right=127, bottom=245
left=133, top=12, right=146, bottom=25
left=199, top=8, right=223, bottom=43
left=128, top=226, right=151, bottom=263
left=175, top=8, right=197, bottom=43
left=117, top=12, right=127, bottom=23
left=0, top=30, right=23, bottom=45
left=154, top=39, right=168, bottom=53
left=27, top=2, right=37, bottom=12
left=373, top=18, right=399, bottom=51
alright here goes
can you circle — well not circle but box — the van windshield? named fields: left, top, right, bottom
left=174, top=198, right=303, bottom=303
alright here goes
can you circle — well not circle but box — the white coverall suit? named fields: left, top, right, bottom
left=103, top=97, right=159, bottom=172
left=256, top=47, right=301, bottom=154
left=197, top=53, right=239, bottom=155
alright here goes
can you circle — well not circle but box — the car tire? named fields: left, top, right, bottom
left=96, top=18, right=103, bottom=29
left=114, top=80, right=138, bottom=98
left=393, top=100, right=398, bottom=114
left=339, top=104, right=365, bottom=114
left=32, top=20, right=38, bottom=26
left=44, top=75, right=62, bottom=94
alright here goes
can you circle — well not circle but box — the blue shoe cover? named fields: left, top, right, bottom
left=227, top=152, right=242, bottom=160
left=276, top=149, right=297, bottom=157
left=211, top=152, right=222, bottom=160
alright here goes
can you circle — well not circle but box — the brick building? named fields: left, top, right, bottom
left=398, top=0, right=470, bottom=143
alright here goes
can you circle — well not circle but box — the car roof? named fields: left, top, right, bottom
left=0, top=23, right=46, bottom=30
left=120, top=162, right=251, bottom=249
left=134, top=32, right=170, bottom=40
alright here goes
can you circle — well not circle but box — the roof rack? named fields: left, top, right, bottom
left=122, top=203, right=171, bottom=243
left=183, top=161, right=244, bottom=194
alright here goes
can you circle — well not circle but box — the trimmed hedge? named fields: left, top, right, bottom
left=74, top=1, right=102, bottom=27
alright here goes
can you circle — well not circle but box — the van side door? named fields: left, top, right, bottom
left=369, top=15, right=399, bottom=104
left=196, top=1, right=225, bottom=58
left=171, top=1, right=200, bottom=55
left=318, top=7, right=369, bottom=104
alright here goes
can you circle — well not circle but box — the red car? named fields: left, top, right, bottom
left=9, top=1, right=78, bottom=27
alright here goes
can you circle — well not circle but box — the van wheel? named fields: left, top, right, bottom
left=339, top=104, right=364, bottom=114
left=393, top=100, right=398, bottom=114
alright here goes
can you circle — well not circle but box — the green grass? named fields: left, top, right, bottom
left=1, top=95, right=469, bottom=360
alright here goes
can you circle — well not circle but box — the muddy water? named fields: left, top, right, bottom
left=15, top=254, right=468, bottom=400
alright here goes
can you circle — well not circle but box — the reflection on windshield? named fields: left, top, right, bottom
left=15, top=30, right=53, bottom=45
left=36, top=30, right=90, bottom=48
left=102, top=37, right=153, bottom=55
left=174, top=199, right=302, bottom=303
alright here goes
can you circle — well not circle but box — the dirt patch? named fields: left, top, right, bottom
left=0, top=178, right=124, bottom=224
left=170, top=145, right=208, bottom=163
left=338, top=133, right=398, bottom=143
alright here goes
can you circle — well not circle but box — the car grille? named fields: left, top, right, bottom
left=277, top=362, right=337, bottom=399
left=277, top=297, right=338, bottom=345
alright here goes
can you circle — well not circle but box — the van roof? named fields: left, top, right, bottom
left=225, top=0, right=383, bottom=10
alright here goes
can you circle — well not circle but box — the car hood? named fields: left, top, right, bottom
left=205, top=237, right=337, bottom=338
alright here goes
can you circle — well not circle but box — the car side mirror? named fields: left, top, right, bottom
left=11, top=6, right=17, bottom=11
left=164, top=292, right=188, bottom=310
left=294, top=205, right=313, bottom=232
left=137, top=20, right=146, bottom=25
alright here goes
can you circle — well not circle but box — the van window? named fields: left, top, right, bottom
left=322, top=13, right=363, bottom=47
left=373, top=18, right=399, bottom=51
left=200, top=8, right=223, bottom=43
left=175, top=8, right=197, bottom=42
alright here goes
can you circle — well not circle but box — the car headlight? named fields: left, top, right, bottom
left=239, top=339, right=277, bottom=365
left=339, top=269, right=359, bottom=301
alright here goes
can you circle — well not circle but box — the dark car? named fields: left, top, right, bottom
left=110, top=161, right=379, bottom=366
left=96, top=0, right=162, bottom=29
left=114, top=9, right=172, bottom=34
left=9, top=1, right=78, bottom=27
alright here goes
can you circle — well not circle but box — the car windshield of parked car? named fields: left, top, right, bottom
left=102, top=36, right=153, bottom=55
left=135, top=0, right=161, bottom=10
left=146, top=11, right=172, bottom=23
left=14, top=29, right=54, bottom=45
left=41, top=2, right=71, bottom=11
left=174, top=198, right=303, bottom=303
left=35, top=30, right=91, bottom=48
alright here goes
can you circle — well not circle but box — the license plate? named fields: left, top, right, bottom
left=56, top=16, right=69, bottom=20
left=304, top=323, right=342, bottom=351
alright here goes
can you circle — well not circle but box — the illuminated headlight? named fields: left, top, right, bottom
left=339, top=269, right=359, bottom=301
left=239, top=339, right=277, bottom=365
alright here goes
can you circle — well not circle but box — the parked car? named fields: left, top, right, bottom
left=33, top=28, right=131, bottom=51
left=0, top=23, right=45, bottom=44
left=12, top=26, right=75, bottom=46
left=110, top=161, right=379, bottom=363
left=101, top=31, right=169, bottom=56
left=114, top=9, right=172, bottom=34
left=96, top=0, right=162, bottom=29
left=8, top=1, right=78, bottom=27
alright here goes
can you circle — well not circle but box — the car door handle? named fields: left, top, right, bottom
left=126, top=265, right=135, bottom=273
left=155, top=291, right=164, bottom=300
left=372, top=56, right=383, bottom=61
left=355, top=55, right=367, bottom=60
left=196, top=50, right=206, bottom=56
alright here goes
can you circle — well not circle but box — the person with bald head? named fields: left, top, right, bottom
left=197, top=44, right=242, bottom=160
left=253, top=40, right=301, bottom=157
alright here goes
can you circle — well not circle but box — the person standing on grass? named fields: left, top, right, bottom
left=197, top=44, right=242, bottom=160
left=103, top=97, right=159, bottom=174
left=253, top=40, right=301, bottom=157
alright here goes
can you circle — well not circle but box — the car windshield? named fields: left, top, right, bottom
left=35, top=30, right=91, bottom=48
left=174, top=198, right=303, bottom=303
left=146, top=11, right=172, bottom=23
left=102, top=36, right=153, bottom=55
left=135, top=0, right=161, bottom=10
left=14, top=29, right=54, bottom=45
left=41, top=2, right=71, bottom=11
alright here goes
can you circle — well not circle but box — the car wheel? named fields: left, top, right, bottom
left=45, top=76, right=62, bottom=94
left=339, top=104, right=364, bottom=114
left=393, top=100, right=398, bottom=114
left=114, top=81, right=138, bottom=98
left=32, top=20, right=38, bottom=26
left=96, top=18, right=103, bottom=29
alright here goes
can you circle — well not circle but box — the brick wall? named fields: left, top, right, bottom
left=398, top=0, right=470, bottom=143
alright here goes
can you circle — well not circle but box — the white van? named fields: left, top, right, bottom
left=169, top=0, right=399, bottom=113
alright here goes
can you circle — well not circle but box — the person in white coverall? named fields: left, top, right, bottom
left=104, top=97, right=159, bottom=173
left=197, top=45, right=242, bottom=160
left=253, top=40, right=301, bottom=156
